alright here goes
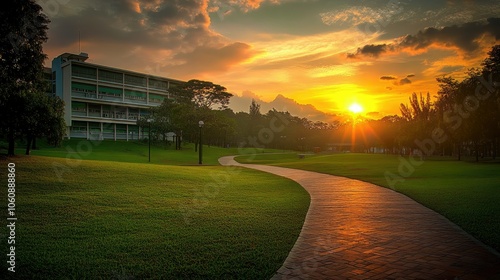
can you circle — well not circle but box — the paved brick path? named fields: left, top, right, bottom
left=219, top=156, right=500, bottom=280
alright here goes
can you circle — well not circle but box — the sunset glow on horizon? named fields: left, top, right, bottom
left=41, top=0, right=500, bottom=120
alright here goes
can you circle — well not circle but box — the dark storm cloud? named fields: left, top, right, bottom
left=347, top=17, right=500, bottom=58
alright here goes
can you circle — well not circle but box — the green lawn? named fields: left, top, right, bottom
left=15, top=139, right=276, bottom=166
left=236, top=153, right=500, bottom=252
left=1, top=156, right=309, bottom=279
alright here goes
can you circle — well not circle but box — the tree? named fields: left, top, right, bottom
left=249, top=99, right=261, bottom=118
left=400, top=92, right=433, bottom=122
left=399, top=92, right=436, bottom=154
left=482, top=44, right=500, bottom=77
left=0, top=0, right=56, bottom=156
left=171, top=79, right=233, bottom=110
left=434, top=45, right=500, bottom=160
left=248, top=99, right=263, bottom=137
left=24, top=92, right=65, bottom=155
left=480, top=45, right=500, bottom=159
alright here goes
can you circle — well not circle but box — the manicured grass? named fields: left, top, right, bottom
left=13, top=139, right=278, bottom=166
left=1, top=156, right=309, bottom=279
left=236, top=153, right=500, bottom=252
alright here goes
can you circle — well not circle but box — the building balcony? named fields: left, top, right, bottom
left=72, top=90, right=97, bottom=99
left=124, top=96, right=147, bottom=105
left=71, top=112, right=138, bottom=123
left=72, top=91, right=148, bottom=106
left=69, top=131, right=87, bottom=138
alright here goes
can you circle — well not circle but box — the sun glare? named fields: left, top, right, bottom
left=349, top=103, right=363, bottom=114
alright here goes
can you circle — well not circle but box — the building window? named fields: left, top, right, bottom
left=88, top=104, right=101, bottom=117
left=149, top=79, right=167, bottom=91
left=71, top=101, right=87, bottom=116
left=71, top=121, right=87, bottom=131
left=124, top=89, right=146, bottom=101
left=128, top=108, right=139, bottom=120
left=125, top=74, right=147, bottom=87
left=114, top=106, right=127, bottom=119
left=89, top=122, right=101, bottom=134
left=72, top=65, right=97, bottom=79
left=98, top=86, right=122, bottom=98
left=99, top=69, right=123, bottom=84
left=102, top=105, right=112, bottom=118
left=72, top=82, right=97, bottom=95
left=149, top=93, right=165, bottom=103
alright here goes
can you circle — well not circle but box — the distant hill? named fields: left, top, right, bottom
left=230, top=92, right=343, bottom=123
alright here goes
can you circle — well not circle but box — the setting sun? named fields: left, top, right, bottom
left=349, top=103, right=363, bottom=114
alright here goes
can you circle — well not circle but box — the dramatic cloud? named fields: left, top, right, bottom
left=320, top=2, right=410, bottom=27
left=42, top=0, right=270, bottom=79
left=211, top=0, right=282, bottom=13
left=45, top=0, right=216, bottom=50
left=396, top=77, right=412, bottom=85
left=347, top=44, right=394, bottom=58
left=380, top=74, right=413, bottom=86
left=320, top=7, right=383, bottom=26
left=380, top=75, right=397, bottom=80
left=348, top=17, right=500, bottom=58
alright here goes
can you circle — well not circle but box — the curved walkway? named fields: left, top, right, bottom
left=219, top=156, right=500, bottom=280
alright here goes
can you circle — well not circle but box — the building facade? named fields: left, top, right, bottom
left=51, top=52, right=184, bottom=140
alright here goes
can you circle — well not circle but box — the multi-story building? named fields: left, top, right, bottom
left=51, top=52, right=184, bottom=140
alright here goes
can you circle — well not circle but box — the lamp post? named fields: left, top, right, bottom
left=147, top=118, right=153, bottom=162
left=280, top=135, right=287, bottom=152
left=198, top=121, right=204, bottom=165
left=300, top=137, right=306, bottom=152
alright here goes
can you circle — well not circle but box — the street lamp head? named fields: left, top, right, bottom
left=199, top=120, right=204, bottom=127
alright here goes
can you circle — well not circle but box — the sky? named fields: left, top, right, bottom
left=40, top=0, right=500, bottom=120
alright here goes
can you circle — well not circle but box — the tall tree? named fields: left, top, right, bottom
left=399, top=92, right=435, bottom=153
left=481, top=45, right=500, bottom=159
left=249, top=99, right=261, bottom=118
left=248, top=98, right=263, bottom=137
left=482, top=45, right=500, bottom=76
left=0, top=0, right=53, bottom=155
left=171, top=79, right=233, bottom=110
left=434, top=45, right=500, bottom=160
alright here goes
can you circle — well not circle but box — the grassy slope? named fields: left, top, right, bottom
left=236, top=153, right=500, bottom=252
left=1, top=156, right=309, bottom=279
left=21, top=139, right=275, bottom=166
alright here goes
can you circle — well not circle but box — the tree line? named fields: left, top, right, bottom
left=140, top=83, right=338, bottom=153
left=393, top=45, right=499, bottom=161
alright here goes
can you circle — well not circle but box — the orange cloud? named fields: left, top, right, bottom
left=168, top=42, right=261, bottom=77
